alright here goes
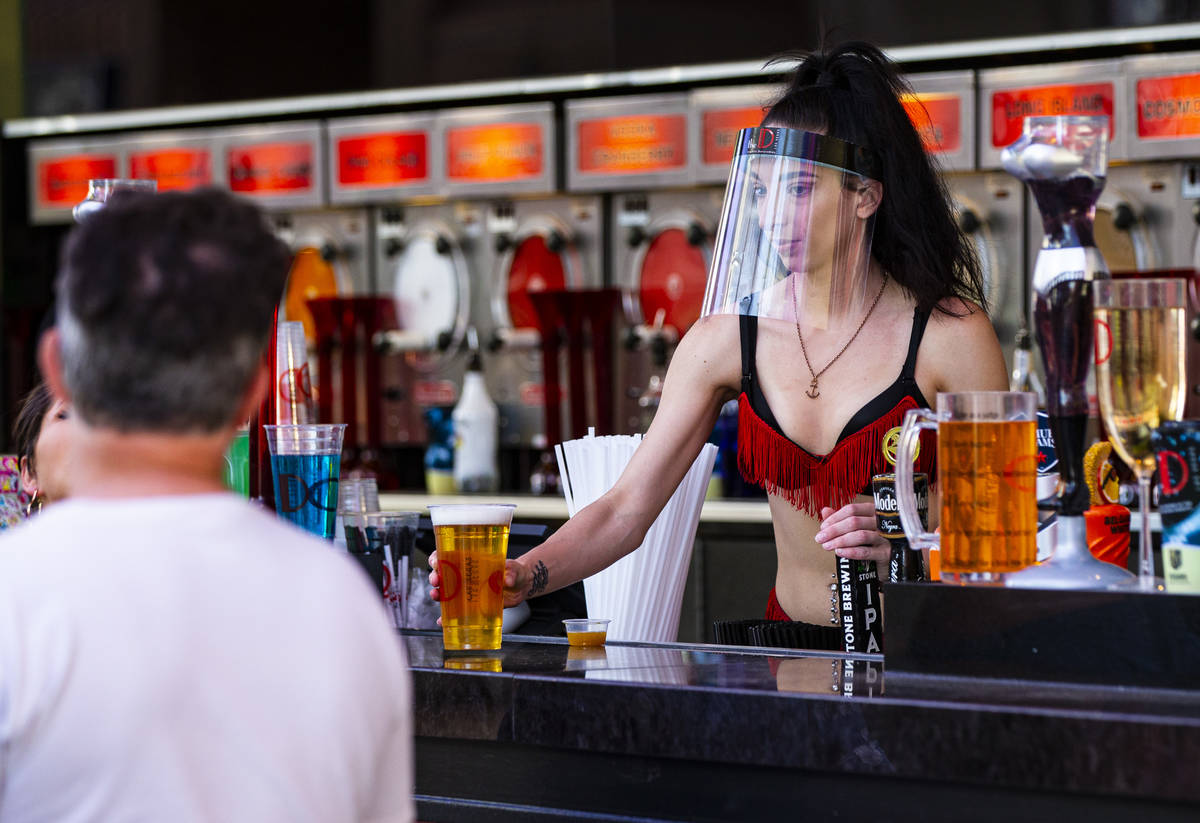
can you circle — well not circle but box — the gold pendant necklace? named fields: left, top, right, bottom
left=794, top=274, right=888, bottom=400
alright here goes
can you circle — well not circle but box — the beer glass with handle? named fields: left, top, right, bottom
left=1093, top=278, right=1188, bottom=591
left=896, top=392, right=1039, bottom=585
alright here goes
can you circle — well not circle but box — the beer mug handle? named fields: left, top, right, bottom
left=896, top=407, right=939, bottom=551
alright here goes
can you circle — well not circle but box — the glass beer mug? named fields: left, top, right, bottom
left=895, top=392, right=1038, bottom=585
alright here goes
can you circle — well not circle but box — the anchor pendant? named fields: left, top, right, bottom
left=806, top=378, right=820, bottom=399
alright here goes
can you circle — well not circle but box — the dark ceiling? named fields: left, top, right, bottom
left=22, top=0, right=1200, bottom=116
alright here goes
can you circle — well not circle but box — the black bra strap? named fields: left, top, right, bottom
left=901, top=308, right=930, bottom=380
left=739, top=313, right=757, bottom=395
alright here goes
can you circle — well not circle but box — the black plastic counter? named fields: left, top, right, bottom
left=404, top=629, right=1200, bottom=822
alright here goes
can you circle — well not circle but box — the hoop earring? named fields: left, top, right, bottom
left=24, top=494, right=43, bottom=518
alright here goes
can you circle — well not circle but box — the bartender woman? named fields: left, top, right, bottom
left=431, top=41, right=1009, bottom=641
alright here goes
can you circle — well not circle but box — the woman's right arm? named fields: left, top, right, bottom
left=429, top=315, right=741, bottom=607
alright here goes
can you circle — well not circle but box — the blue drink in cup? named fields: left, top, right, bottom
left=263, top=423, right=346, bottom=539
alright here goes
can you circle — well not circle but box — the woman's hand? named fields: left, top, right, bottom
left=428, top=552, right=532, bottom=610
left=815, top=502, right=890, bottom=564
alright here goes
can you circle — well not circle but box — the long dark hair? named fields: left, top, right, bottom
left=13, top=382, right=52, bottom=476
left=764, top=41, right=987, bottom=315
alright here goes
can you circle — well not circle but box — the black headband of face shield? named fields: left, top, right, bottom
left=736, top=127, right=881, bottom=181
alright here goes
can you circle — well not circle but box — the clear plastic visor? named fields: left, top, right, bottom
left=701, top=128, right=879, bottom=330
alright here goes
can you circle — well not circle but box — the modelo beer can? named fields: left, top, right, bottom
left=873, top=472, right=928, bottom=583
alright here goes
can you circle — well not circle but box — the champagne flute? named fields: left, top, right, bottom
left=1093, top=278, right=1188, bottom=592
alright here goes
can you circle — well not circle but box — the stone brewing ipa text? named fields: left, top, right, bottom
left=431, top=505, right=513, bottom=651
left=939, top=420, right=1037, bottom=574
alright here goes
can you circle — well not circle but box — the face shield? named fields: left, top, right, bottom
left=701, top=127, right=880, bottom=329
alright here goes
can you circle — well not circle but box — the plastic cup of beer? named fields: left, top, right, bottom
left=895, top=392, right=1038, bottom=584
left=263, top=423, right=346, bottom=540
left=564, top=618, right=611, bottom=647
left=429, top=503, right=516, bottom=651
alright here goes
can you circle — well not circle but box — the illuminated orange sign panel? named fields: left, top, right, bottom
left=445, top=123, right=544, bottom=182
left=701, top=107, right=762, bottom=165
left=577, top=114, right=688, bottom=174
left=129, top=148, right=212, bottom=191
left=990, top=82, right=1114, bottom=148
left=337, top=132, right=429, bottom=185
left=227, top=142, right=315, bottom=193
left=37, top=155, right=118, bottom=206
left=902, top=93, right=963, bottom=155
left=1137, top=73, right=1200, bottom=139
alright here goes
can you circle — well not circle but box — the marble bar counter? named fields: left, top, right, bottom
left=404, top=630, right=1200, bottom=822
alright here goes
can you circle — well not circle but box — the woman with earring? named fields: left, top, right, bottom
left=431, top=42, right=1010, bottom=645
left=14, top=382, right=73, bottom=513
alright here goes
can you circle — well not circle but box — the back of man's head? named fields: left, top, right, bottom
left=56, top=188, right=291, bottom=433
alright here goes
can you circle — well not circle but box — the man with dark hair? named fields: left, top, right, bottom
left=0, top=189, right=414, bottom=822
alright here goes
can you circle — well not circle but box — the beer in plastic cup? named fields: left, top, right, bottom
left=430, top=503, right=515, bottom=651
left=896, top=392, right=1038, bottom=584
left=263, top=423, right=346, bottom=540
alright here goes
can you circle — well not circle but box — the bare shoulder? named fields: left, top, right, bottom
left=665, top=313, right=743, bottom=396
left=919, top=297, right=1009, bottom=392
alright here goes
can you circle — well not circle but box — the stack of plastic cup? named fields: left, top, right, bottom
left=364, top=511, right=420, bottom=628
left=275, top=321, right=314, bottom=425
left=335, top=476, right=380, bottom=553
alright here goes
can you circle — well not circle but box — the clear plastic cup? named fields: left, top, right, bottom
left=275, top=321, right=314, bottom=425
left=563, top=618, right=612, bottom=647
left=263, top=423, right=346, bottom=540
left=364, top=511, right=420, bottom=628
left=429, top=503, right=516, bottom=651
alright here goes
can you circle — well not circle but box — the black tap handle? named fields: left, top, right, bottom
left=1112, top=202, right=1136, bottom=231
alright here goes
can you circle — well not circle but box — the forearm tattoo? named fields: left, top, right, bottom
left=528, top=561, right=549, bottom=597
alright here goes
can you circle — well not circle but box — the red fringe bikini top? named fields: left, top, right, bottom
left=737, top=308, right=938, bottom=517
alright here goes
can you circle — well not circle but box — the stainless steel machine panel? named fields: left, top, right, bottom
left=612, top=188, right=723, bottom=434
left=566, top=94, right=693, bottom=192
left=978, top=60, right=1128, bottom=170
left=327, top=112, right=440, bottom=205
left=374, top=201, right=481, bottom=445
left=437, top=103, right=557, bottom=199
left=120, top=128, right=219, bottom=193
left=905, top=70, right=976, bottom=173
left=689, top=85, right=780, bottom=186
left=27, top=136, right=127, bottom=224
left=480, top=196, right=603, bottom=448
left=217, top=121, right=326, bottom=212
left=947, top=172, right=1028, bottom=373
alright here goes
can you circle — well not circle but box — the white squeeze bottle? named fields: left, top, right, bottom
left=452, top=335, right=498, bottom=493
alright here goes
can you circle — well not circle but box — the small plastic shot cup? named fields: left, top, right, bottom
left=563, top=618, right=612, bottom=647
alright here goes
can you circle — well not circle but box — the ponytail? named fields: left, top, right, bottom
left=764, top=42, right=987, bottom=316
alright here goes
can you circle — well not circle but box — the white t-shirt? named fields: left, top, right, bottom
left=0, top=494, right=414, bottom=823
